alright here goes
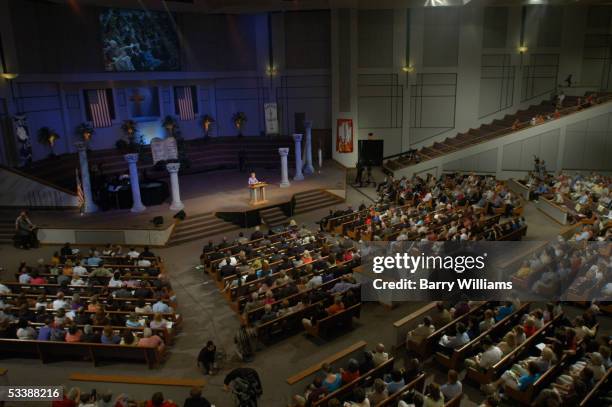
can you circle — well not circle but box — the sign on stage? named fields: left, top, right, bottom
left=249, top=182, right=268, bottom=205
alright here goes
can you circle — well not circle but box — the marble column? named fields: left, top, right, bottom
left=292, top=133, right=304, bottom=181
left=124, top=153, right=146, bottom=213
left=166, top=162, right=184, bottom=211
left=278, top=148, right=291, bottom=188
left=75, top=142, right=98, bottom=213
left=303, top=121, right=315, bottom=175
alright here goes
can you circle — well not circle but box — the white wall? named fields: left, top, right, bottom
left=331, top=3, right=607, bottom=168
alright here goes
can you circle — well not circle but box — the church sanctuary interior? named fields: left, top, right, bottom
left=1, top=0, right=612, bottom=406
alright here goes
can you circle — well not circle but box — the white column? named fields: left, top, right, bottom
left=303, top=121, right=315, bottom=175
left=293, top=133, right=304, bottom=181
left=278, top=147, right=291, bottom=188
left=124, top=153, right=146, bottom=213
left=75, top=142, right=98, bottom=213
left=166, top=162, right=184, bottom=211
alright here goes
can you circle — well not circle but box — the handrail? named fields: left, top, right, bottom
left=383, top=94, right=612, bottom=162
left=0, top=163, right=77, bottom=197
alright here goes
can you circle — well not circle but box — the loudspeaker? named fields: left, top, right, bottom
left=173, top=210, right=186, bottom=221
left=358, top=140, right=384, bottom=166
left=150, top=216, right=164, bottom=227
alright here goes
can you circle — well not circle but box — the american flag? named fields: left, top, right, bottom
left=176, top=86, right=195, bottom=121
left=87, top=89, right=113, bottom=128
left=75, top=168, right=85, bottom=212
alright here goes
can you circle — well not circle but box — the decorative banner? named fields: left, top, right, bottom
left=264, top=102, right=279, bottom=135
left=336, top=118, right=353, bottom=153
left=150, top=137, right=178, bottom=164
left=13, top=115, right=33, bottom=167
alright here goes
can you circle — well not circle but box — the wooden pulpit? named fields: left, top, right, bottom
left=249, top=182, right=268, bottom=205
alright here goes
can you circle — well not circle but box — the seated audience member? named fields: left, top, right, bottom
left=326, top=296, right=345, bottom=315
left=385, top=369, right=405, bottom=395
left=438, top=322, right=469, bottom=350
left=366, top=378, right=388, bottom=406
left=65, top=325, right=82, bottom=342
left=183, top=386, right=211, bottom=407
left=343, top=387, right=369, bottom=407
left=440, top=370, right=462, bottom=400
left=372, top=343, right=389, bottom=366
left=101, top=326, right=120, bottom=344
left=80, top=325, right=100, bottom=343
left=422, top=383, right=444, bottom=407
left=120, top=330, right=139, bottom=346
left=322, top=369, right=343, bottom=393
left=406, top=316, right=435, bottom=346
left=340, top=358, right=360, bottom=384
left=16, top=318, right=36, bottom=340
left=138, top=328, right=164, bottom=351
left=431, top=302, right=452, bottom=327
left=465, top=336, right=503, bottom=370
left=145, top=392, right=177, bottom=407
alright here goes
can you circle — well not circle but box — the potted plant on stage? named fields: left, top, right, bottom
left=162, top=115, right=178, bottom=138
left=116, top=119, right=142, bottom=154
left=76, top=122, right=94, bottom=149
left=37, top=126, right=60, bottom=157
left=201, top=114, right=215, bottom=139
left=232, top=112, right=247, bottom=137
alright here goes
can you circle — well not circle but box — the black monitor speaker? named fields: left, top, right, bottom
left=358, top=140, right=384, bottom=166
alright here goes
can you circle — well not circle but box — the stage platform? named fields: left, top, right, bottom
left=1, top=161, right=346, bottom=246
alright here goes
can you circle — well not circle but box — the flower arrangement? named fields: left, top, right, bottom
left=75, top=122, right=94, bottom=142
left=120, top=120, right=137, bottom=139
left=201, top=114, right=215, bottom=138
left=232, top=112, right=247, bottom=137
left=37, top=127, right=60, bottom=156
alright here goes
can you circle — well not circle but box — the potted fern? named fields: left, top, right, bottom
left=232, top=112, right=247, bottom=137
left=37, top=127, right=60, bottom=157
left=201, top=114, right=215, bottom=138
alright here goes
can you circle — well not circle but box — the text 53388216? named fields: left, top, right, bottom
left=0, top=386, right=63, bottom=401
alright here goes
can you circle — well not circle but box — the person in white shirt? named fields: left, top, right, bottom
left=72, top=261, right=89, bottom=277
left=52, top=292, right=69, bottom=310
left=439, top=322, right=470, bottom=349
left=372, top=343, right=389, bottom=366
left=440, top=369, right=462, bottom=401
left=18, top=271, right=31, bottom=284
left=108, top=272, right=123, bottom=288
left=126, top=248, right=140, bottom=259
left=218, top=256, right=237, bottom=269
left=137, top=258, right=152, bottom=267
left=0, top=283, right=11, bottom=294
left=71, top=275, right=86, bottom=286
left=475, top=336, right=503, bottom=369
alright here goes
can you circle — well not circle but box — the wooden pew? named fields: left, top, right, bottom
left=286, top=340, right=367, bottom=385
left=0, top=338, right=163, bottom=368
left=375, top=373, right=427, bottom=407
left=392, top=302, right=437, bottom=350
left=465, top=313, right=562, bottom=385
left=444, top=393, right=463, bottom=407
left=579, top=366, right=612, bottom=407
left=408, top=302, right=486, bottom=358
left=312, top=357, right=395, bottom=407
left=304, top=303, right=362, bottom=340
left=435, top=302, right=530, bottom=371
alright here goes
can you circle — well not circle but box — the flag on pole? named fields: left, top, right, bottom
left=176, top=86, right=195, bottom=121
left=75, top=168, right=85, bottom=212
left=86, top=89, right=113, bottom=128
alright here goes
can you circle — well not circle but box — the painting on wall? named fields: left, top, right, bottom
left=336, top=118, right=353, bottom=153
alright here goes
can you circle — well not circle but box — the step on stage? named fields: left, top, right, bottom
left=11, top=162, right=346, bottom=246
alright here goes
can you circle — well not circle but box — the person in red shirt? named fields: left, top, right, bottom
left=29, top=271, right=47, bottom=285
left=145, top=392, right=177, bottom=407
left=523, top=317, right=538, bottom=337
left=340, top=358, right=360, bottom=384
left=326, top=297, right=345, bottom=315
left=52, top=387, right=79, bottom=407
